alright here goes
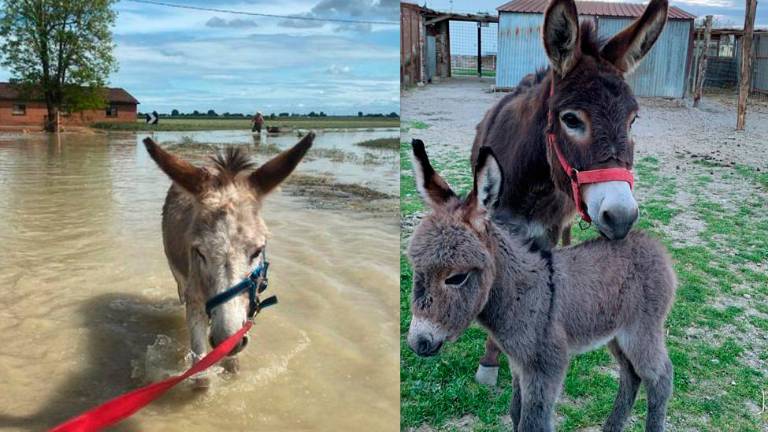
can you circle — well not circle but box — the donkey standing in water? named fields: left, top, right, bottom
left=469, top=0, right=670, bottom=385
left=407, top=141, right=676, bottom=431
left=144, top=133, right=313, bottom=383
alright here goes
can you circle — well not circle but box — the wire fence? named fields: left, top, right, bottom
left=690, top=28, right=768, bottom=105
left=449, top=20, right=497, bottom=77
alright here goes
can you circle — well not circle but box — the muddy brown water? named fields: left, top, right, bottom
left=0, top=130, right=399, bottom=431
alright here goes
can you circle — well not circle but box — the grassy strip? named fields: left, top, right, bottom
left=92, top=117, right=399, bottom=131
left=400, top=142, right=768, bottom=431
left=355, top=137, right=399, bottom=150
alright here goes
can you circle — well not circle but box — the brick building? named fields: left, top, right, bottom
left=0, top=82, right=139, bottom=128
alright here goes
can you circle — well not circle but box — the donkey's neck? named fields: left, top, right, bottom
left=477, top=223, right=555, bottom=344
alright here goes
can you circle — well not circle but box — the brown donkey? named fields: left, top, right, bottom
left=144, top=133, right=313, bottom=384
left=470, top=0, right=669, bottom=385
left=407, top=141, right=676, bottom=431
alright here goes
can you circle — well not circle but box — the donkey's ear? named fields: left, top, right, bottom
left=144, top=137, right=210, bottom=195
left=469, top=147, right=503, bottom=217
left=249, top=132, right=314, bottom=195
left=411, top=139, right=456, bottom=208
left=601, top=0, right=668, bottom=74
left=543, top=0, right=581, bottom=77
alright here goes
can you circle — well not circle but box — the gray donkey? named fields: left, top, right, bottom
left=406, top=140, right=676, bottom=431
left=144, top=133, right=313, bottom=385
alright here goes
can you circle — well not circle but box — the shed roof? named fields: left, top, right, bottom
left=498, top=0, right=696, bottom=20
left=0, top=82, right=139, bottom=104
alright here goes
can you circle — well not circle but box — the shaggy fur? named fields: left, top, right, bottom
left=407, top=142, right=676, bottom=431
left=468, top=0, right=669, bottom=379
left=143, top=133, right=313, bottom=383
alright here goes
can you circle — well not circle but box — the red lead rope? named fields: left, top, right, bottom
left=546, top=80, right=634, bottom=223
left=49, top=321, right=253, bottom=432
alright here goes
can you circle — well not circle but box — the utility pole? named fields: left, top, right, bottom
left=736, top=0, right=758, bottom=130
left=693, top=15, right=712, bottom=107
left=477, top=22, right=482, bottom=77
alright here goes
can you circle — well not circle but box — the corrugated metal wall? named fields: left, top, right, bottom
left=753, top=33, right=768, bottom=93
left=496, top=13, right=547, bottom=88
left=597, top=18, right=690, bottom=97
left=496, top=12, right=692, bottom=97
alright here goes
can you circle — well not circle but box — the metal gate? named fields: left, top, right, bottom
left=426, top=35, right=437, bottom=82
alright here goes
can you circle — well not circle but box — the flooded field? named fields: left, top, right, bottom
left=0, top=130, right=399, bottom=431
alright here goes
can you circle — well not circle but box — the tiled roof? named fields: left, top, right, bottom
left=0, top=82, right=139, bottom=104
left=498, top=0, right=696, bottom=20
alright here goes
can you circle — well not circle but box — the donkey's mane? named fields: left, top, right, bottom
left=210, top=147, right=256, bottom=179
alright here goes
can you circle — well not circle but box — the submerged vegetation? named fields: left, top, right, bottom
left=400, top=142, right=768, bottom=431
left=92, top=116, right=399, bottom=131
left=355, top=137, right=399, bottom=150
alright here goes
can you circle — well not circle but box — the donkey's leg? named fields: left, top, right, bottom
left=619, top=332, right=673, bottom=432
left=603, top=340, right=641, bottom=432
left=518, top=362, right=567, bottom=432
left=186, top=302, right=211, bottom=389
left=510, top=373, right=522, bottom=431
left=475, top=337, right=502, bottom=386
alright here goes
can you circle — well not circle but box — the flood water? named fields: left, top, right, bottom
left=0, top=130, right=399, bottom=431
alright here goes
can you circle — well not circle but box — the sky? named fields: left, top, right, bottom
left=0, top=0, right=400, bottom=115
left=414, top=0, right=768, bottom=29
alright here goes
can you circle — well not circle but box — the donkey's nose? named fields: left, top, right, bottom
left=412, top=336, right=442, bottom=357
left=209, top=334, right=249, bottom=356
left=599, top=205, right=638, bottom=240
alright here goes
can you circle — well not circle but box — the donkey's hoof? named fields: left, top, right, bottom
left=222, top=356, right=240, bottom=374
left=475, top=365, right=499, bottom=386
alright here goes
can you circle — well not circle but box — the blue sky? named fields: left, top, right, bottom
left=0, top=0, right=399, bottom=115
left=416, top=0, right=768, bottom=29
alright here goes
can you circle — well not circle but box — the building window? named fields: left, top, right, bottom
left=11, top=104, right=26, bottom=116
left=106, top=104, right=118, bottom=117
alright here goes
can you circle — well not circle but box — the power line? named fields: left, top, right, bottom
left=123, top=0, right=399, bottom=25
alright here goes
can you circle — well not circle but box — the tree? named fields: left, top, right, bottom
left=207, top=109, right=217, bottom=117
left=0, top=0, right=118, bottom=132
left=171, top=109, right=180, bottom=116
left=358, top=111, right=363, bottom=117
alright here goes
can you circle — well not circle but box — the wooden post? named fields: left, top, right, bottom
left=477, top=22, right=482, bottom=77
left=737, top=0, right=758, bottom=130
left=693, top=15, right=712, bottom=107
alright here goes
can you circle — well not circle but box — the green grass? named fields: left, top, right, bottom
left=355, top=137, right=399, bottom=150
left=91, top=116, right=399, bottom=131
left=400, top=145, right=768, bottom=430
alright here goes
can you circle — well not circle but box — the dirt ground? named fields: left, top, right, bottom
left=402, top=77, right=768, bottom=169
left=401, top=77, right=768, bottom=249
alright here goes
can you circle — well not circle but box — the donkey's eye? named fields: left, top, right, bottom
left=194, top=248, right=206, bottom=263
left=560, top=112, right=583, bottom=130
left=444, top=272, right=470, bottom=286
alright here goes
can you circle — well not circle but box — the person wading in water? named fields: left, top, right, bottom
left=251, top=111, right=265, bottom=134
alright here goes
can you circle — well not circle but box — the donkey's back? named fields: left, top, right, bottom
left=554, top=231, right=676, bottom=351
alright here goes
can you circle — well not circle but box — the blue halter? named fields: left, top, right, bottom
left=204, top=247, right=277, bottom=319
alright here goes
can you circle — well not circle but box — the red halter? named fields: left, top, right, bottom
left=546, top=81, right=634, bottom=223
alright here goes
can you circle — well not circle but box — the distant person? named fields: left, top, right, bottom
left=251, top=111, right=264, bottom=133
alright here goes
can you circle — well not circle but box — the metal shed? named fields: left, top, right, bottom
left=496, top=0, right=697, bottom=97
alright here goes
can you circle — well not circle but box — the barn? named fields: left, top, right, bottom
left=496, top=0, right=697, bottom=97
left=0, top=82, right=139, bottom=128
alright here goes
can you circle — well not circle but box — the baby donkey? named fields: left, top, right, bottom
left=406, top=140, right=676, bottom=432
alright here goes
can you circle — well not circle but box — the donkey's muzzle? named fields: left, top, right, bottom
left=598, top=205, right=638, bottom=240
left=410, top=336, right=443, bottom=357
left=210, top=334, right=249, bottom=356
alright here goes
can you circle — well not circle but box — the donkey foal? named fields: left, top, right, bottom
left=407, top=141, right=676, bottom=432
